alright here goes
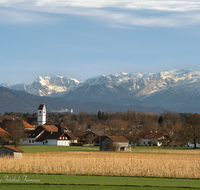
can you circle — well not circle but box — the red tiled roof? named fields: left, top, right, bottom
left=0, top=127, right=6, bottom=132
left=22, top=120, right=35, bottom=129
left=137, top=132, right=170, bottom=139
left=0, top=127, right=12, bottom=141
left=107, top=136, right=129, bottom=142
left=41, top=125, right=58, bottom=132
left=45, top=123, right=75, bottom=131
left=3, top=145, right=24, bottom=152
left=137, top=132, right=150, bottom=138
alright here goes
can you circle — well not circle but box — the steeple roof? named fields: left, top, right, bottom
left=38, top=104, right=46, bottom=110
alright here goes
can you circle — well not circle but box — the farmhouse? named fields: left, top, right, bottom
left=0, top=145, right=24, bottom=158
left=35, top=131, right=74, bottom=146
left=137, top=132, right=171, bottom=146
left=101, top=136, right=131, bottom=151
left=22, top=124, right=75, bottom=146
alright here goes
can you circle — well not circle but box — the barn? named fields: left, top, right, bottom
left=0, top=145, right=24, bottom=158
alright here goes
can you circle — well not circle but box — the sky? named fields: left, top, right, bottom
left=1, top=0, right=200, bottom=85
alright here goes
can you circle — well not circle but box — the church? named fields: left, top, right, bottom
left=21, top=104, right=77, bottom=146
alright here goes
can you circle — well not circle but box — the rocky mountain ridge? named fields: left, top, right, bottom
left=2, top=69, right=200, bottom=113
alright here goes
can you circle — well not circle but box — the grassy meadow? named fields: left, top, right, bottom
left=17, top=145, right=198, bottom=154
left=0, top=173, right=199, bottom=189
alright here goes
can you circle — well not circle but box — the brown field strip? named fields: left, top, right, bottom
left=1, top=151, right=200, bottom=178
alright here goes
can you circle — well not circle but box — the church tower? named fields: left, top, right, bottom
left=37, top=104, right=46, bottom=125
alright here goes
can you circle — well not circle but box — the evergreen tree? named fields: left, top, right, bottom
left=158, top=116, right=163, bottom=125
left=97, top=111, right=102, bottom=120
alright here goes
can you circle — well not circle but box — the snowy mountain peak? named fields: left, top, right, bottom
left=4, top=69, right=200, bottom=105
left=119, top=72, right=128, bottom=75
left=8, top=75, right=80, bottom=97
left=0, top=83, right=9, bottom=87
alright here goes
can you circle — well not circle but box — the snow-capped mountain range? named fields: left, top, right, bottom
left=2, top=69, right=200, bottom=113
left=7, top=76, right=80, bottom=97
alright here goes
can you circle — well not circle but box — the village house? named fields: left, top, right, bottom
left=188, top=138, right=200, bottom=148
left=0, top=145, right=24, bottom=158
left=137, top=132, right=171, bottom=146
left=22, top=124, right=76, bottom=146
left=101, top=136, right=131, bottom=151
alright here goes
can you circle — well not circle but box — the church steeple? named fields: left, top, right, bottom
left=37, top=104, right=46, bottom=125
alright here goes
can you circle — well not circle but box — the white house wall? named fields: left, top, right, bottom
left=44, top=139, right=57, bottom=145
left=188, top=142, right=200, bottom=148
left=138, top=138, right=161, bottom=146
left=57, top=140, right=71, bottom=146
left=42, top=139, right=71, bottom=146
left=20, top=138, right=38, bottom=145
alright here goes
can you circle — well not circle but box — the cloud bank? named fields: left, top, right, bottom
left=1, top=0, right=200, bottom=27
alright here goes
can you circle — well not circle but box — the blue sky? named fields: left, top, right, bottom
left=1, top=0, right=200, bottom=85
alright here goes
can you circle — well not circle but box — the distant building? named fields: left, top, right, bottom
left=137, top=132, right=171, bottom=146
left=52, top=108, right=73, bottom=114
left=0, top=145, right=24, bottom=159
left=188, top=138, right=200, bottom=148
left=101, top=136, right=131, bottom=151
left=37, top=104, right=46, bottom=125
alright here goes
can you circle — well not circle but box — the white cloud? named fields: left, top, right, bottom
left=1, top=0, right=199, bottom=11
left=1, top=0, right=200, bottom=27
left=0, top=9, right=60, bottom=24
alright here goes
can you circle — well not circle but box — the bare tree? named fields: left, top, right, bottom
left=6, top=119, right=26, bottom=147
left=183, top=114, right=200, bottom=148
left=106, top=120, right=122, bottom=136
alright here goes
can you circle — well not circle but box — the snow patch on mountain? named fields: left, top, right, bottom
left=4, top=69, right=200, bottom=105
left=9, top=75, right=80, bottom=97
left=0, top=83, right=9, bottom=87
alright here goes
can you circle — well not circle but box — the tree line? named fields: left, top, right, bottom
left=1, top=110, right=200, bottom=148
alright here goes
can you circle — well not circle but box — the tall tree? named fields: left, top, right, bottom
left=97, top=111, right=102, bottom=120
left=6, top=119, right=26, bottom=147
left=184, top=113, right=200, bottom=148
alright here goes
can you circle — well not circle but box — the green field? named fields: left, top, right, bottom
left=17, top=145, right=197, bottom=154
left=18, top=145, right=100, bottom=153
left=0, top=174, right=199, bottom=190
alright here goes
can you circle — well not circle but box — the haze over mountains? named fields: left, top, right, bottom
left=1, top=69, right=200, bottom=114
